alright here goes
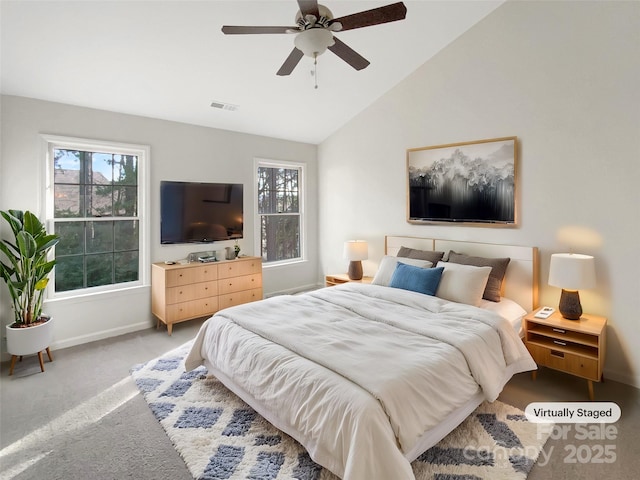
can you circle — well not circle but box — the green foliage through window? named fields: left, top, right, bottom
left=52, top=147, right=140, bottom=292
left=257, top=165, right=302, bottom=263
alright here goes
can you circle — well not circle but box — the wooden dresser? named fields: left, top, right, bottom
left=151, top=256, right=262, bottom=334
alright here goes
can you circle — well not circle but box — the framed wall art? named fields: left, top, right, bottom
left=407, top=136, right=518, bottom=226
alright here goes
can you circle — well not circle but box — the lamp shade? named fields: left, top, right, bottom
left=294, top=28, right=335, bottom=57
left=343, top=240, right=368, bottom=261
left=548, top=253, right=596, bottom=290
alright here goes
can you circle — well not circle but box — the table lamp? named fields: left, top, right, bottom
left=343, top=240, right=368, bottom=280
left=548, top=253, right=596, bottom=320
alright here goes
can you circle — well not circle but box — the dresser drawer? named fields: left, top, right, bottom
left=218, top=273, right=262, bottom=295
left=527, top=343, right=599, bottom=381
left=166, top=280, right=217, bottom=304
left=167, top=297, right=218, bottom=322
left=218, top=258, right=262, bottom=279
left=166, top=268, right=196, bottom=287
left=193, top=265, right=218, bottom=282
left=218, top=288, right=263, bottom=309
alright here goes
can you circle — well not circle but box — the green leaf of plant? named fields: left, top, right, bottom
left=16, top=231, right=37, bottom=259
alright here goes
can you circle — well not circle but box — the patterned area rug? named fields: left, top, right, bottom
left=131, top=342, right=552, bottom=480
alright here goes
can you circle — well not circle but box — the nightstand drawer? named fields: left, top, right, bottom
left=527, top=343, right=599, bottom=380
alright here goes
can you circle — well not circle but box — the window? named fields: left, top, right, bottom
left=256, top=160, right=304, bottom=264
left=44, top=135, right=149, bottom=296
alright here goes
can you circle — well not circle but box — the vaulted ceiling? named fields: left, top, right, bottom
left=1, top=1, right=503, bottom=144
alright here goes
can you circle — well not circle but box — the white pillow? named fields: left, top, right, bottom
left=478, top=297, right=527, bottom=336
left=435, top=261, right=492, bottom=307
left=372, top=256, right=433, bottom=286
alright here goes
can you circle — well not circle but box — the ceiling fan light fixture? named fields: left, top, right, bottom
left=222, top=1, right=407, bottom=76
left=294, top=28, right=334, bottom=57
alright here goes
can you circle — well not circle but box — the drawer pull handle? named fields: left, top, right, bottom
left=552, top=328, right=566, bottom=334
left=553, top=340, right=567, bottom=346
left=551, top=350, right=565, bottom=358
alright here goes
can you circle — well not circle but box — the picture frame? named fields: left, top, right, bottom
left=407, top=136, right=518, bottom=227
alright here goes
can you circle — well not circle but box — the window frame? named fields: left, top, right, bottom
left=254, top=158, right=306, bottom=267
left=42, top=134, right=150, bottom=299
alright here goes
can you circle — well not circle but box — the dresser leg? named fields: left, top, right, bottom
left=167, top=323, right=173, bottom=336
left=588, top=380, right=594, bottom=401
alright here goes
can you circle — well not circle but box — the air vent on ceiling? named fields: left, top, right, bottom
left=210, top=100, right=239, bottom=111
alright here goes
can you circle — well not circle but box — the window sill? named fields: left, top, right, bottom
left=45, top=284, right=150, bottom=306
left=262, top=258, right=308, bottom=269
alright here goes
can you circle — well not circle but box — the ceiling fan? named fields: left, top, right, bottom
left=221, top=0, right=407, bottom=76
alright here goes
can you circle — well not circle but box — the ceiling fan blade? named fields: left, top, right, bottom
left=327, top=37, right=370, bottom=71
left=221, top=25, right=295, bottom=35
left=332, top=2, right=407, bottom=31
left=297, top=0, right=320, bottom=18
left=277, top=48, right=304, bottom=76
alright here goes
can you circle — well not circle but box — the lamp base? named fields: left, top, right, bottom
left=348, top=260, right=363, bottom=280
left=558, top=289, right=582, bottom=320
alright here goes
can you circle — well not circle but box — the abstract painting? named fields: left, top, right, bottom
left=407, top=137, right=517, bottom=226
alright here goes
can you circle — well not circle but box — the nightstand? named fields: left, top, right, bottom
left=325, top=273, right=373, bottom=287
left=524, top=310, right=607, bottom=400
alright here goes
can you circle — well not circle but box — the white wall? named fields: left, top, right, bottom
left=0, top=96, right=318, bottom=353
left=319, top=1, right=640, bottom=386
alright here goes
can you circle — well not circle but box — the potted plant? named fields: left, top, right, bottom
left=0, top=209, right=60, bottom=374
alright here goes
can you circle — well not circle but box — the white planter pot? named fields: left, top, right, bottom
left=6, top=317, right=54, bottom=356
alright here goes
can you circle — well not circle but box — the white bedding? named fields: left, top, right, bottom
left=185, top=283, right=536, bottom=480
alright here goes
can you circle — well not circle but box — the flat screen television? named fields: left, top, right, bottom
left=160, top=181, right=243, bottom=244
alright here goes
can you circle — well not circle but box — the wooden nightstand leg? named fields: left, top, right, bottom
left=531, top=370, right=537, bottom=381
left=588, top=380, right=595, bottom=401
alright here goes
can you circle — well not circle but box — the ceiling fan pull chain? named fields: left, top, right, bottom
left=313, top=53, right=318, bottom=89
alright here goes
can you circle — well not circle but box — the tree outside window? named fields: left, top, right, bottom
left=257, top=162, right=303, bottom=264
left=45, top=136, right=147, bottom=295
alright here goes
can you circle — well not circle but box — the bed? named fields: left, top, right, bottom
left=185, top=236, right=539, bottom=479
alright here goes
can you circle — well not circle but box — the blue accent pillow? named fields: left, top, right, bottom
left=389, top=263, right=444, bottom=296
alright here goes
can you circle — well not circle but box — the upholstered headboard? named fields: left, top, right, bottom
left=385, top=236, right=539, bottom=312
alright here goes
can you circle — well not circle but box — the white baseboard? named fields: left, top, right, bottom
left=49, top=320, right=153, bottom=351
left=603, top=367, right=640, bottom=389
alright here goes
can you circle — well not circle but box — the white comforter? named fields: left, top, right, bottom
left=185, top=283, right=536, bottom=480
